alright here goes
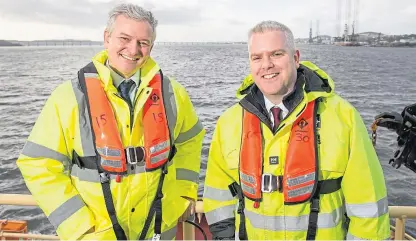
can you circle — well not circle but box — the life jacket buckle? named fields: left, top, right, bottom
left=125, top=147, right=145, bottom=165
left=99, top=172, right=110, bottom=184
left=261, top=174, right=282, bottom=193
left=261, top=174, right=274, bottom=193
left=310, top=198, right=320, bottom=212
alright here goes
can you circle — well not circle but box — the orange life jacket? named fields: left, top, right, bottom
left=84, top=72, right=171, bottom=173
left=239, top=100, right=318, bottom=204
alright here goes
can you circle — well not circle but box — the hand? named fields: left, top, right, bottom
left=178, top=196, right=195, bottom=222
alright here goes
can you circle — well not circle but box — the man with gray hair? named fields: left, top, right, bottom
left=17, top=3, right=205, bottom=240
left=203, top=20, right=390, bottom=240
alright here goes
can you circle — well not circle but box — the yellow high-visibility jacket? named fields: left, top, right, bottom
left=203, top=61, right=390, bottom=240
left=17, top=50, right=205, bottom=240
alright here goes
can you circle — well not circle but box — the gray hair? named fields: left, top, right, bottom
left=106, top=3, right=158, bottom=41
left=248, top=21, right=296, bottom=53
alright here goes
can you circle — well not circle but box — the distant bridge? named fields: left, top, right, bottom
left=15, top=40, right=247, bottom=46
left=18, top=41, right=103, bottom=46
left=155, top=42, right=247, bottom=45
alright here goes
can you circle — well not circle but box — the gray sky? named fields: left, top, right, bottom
left=0, top=0, right=415, bottom=42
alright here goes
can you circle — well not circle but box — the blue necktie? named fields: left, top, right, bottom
left=118, top=80, right=135, bottom=107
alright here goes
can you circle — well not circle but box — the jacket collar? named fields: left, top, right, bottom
left=240, top=63, right=334, bottom=128
left=91, top=50, right=160, bottom=92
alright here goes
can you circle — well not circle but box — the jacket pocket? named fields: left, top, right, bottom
left=319, top=138, right=348, bottom=176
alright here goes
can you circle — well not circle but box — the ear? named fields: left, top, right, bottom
left=104, top=30, right=110, bottom=49
left=294, top=49, right=300, bottom=68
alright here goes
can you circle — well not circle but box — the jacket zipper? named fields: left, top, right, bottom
left=316, top=114, right=321, bottom=144
left=114, top=93, right=134, bottom=132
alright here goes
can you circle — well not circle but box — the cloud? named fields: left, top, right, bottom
left=153, top=7, right=204, bottom=26
left=0, top=0, right=415, bottom=41
left=402, top=5, right=416, bottom=15
left=0, top=0, right=206, bottom=28
left=0, top=0, right=112, bottom=28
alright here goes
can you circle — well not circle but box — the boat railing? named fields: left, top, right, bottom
left=0, top=194, right=415, bottom=240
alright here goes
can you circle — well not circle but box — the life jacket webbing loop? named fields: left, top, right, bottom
left=228, top=182, right=248, bottom=240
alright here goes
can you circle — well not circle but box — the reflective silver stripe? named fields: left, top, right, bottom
left=150, top=150, right=169, bottom=164
left=71, top=165, right=106, bottom=182
left=206, top=205, right=235, bottom=225
left=175, top=119, right=204, bottom=144
left=162, top=75, right=177, bottom=142
left=22, top=141, right=70, bottom=164
left=346, top=233, right=365, bottom=240
left=240, top=172, right=256, bottom=184
left=204, top=186, right=235, bottom=201
left=71, top=77, right=96, bottom=156
left=96, top=147, right=121, bottom=157
left=150, top=140, right=170, bottom=154
left=287, top=172, right=315, bottom=187
left=84, top=73, right=99, bottom=79
left=241, top=183, right=256, bottom=195
left=101, top=158, right=122, bottom=168
left=245, top=207, right=342, bottom=231
left=176, top=168, right=199, bottom=183
left=48, top=195, right=85, bottom=229
left=287, top=183, right=314, bottom=198
left=71, top=165, right=124, bottom=182
left=346, top=197, right=388, bottom=218
left=143, top=226, right=177, bottom=240
left=346, top=232, right=389, bottom=240
left=71, top=161, right=174, bottom=182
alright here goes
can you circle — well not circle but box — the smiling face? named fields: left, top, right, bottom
left=104, top=14, right=154, bottom=77
left=249, top=30, right=300, bottom=104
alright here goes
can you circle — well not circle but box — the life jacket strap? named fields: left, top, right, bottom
left=99, top=172, right=128, bottom=240
left=306, top=177, right=343, bottom=240
left=228, top=182, right=248, bottom=240
left=138, top=164, right=168, bottom=240
left=138, top=145, right=176, bottom=240
left=73, top=146, right=146, bottom=171
left=73, top=151, right=99, bottom=170
left=227, top=177, right=342, bottom=240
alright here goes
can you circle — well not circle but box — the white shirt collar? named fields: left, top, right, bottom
left=105, top=60, right=140, bottom=89
left=264, top=96, right=289, bottom=119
